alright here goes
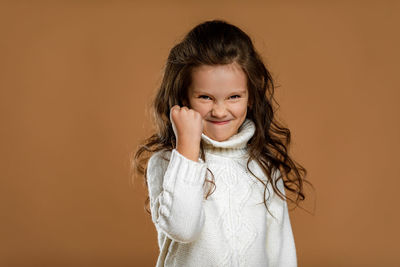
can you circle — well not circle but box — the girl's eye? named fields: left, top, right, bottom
left=198, top=95, right=240, bottom=100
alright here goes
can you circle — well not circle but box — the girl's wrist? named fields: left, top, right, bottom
left=176, top=143, right=200, bottom=162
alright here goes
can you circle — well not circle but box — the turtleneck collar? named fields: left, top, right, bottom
left=200, top=118, right=255, bottom=158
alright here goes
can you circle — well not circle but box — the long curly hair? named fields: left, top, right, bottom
left=132, top=19, right=313, bottom=218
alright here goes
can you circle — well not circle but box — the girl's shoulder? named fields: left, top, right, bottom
left=148, top=149, right=172, bottom=165
left=146, top=149, right=173, bottom=182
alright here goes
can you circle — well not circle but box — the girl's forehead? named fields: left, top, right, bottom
left=189, top=63, right=248, bottom=94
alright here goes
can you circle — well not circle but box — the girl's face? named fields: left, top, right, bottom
left=187, top=62, right=249, bottom=142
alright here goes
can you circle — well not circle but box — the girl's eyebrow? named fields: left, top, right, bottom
left=193, top=89, right=247, bottom=94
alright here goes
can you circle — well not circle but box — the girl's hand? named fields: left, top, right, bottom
left=170, top=105, right=203, bottom=162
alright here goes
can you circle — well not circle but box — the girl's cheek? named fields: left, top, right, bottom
left=196, top=103, right=211, bottom=112
left=191, top=103, right=209, bottom=117
left=231, top=103, right=247, bottom=112
left=199, top=107, right=211, bottom=118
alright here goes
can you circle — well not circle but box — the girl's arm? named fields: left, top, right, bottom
left=146, top=148, right=207, bottom=244
left=266, top=170, right=298, bottom=267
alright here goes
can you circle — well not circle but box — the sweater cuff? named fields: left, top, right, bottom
left=163, top=149, right=207, bottom=188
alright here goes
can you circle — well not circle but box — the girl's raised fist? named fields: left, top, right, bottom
left=169, top=105, right=204, bottom=162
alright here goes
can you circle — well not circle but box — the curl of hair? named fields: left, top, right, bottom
left=132, top=19, right=312, bottom=218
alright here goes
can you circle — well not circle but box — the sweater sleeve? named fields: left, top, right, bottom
left=146, top=148, right=207, bottom=244
left=266, top=169, right=298, bottom=267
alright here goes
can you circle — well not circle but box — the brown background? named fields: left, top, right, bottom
left=1, top=1, right=399, bottom=266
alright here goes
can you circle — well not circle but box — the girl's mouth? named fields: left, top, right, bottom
left=209, top=120, right=230, bottom=125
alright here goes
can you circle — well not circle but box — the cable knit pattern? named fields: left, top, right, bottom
left=146, top=118, right=297, bottom=267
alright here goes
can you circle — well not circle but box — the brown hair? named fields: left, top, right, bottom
left=132, top=19, right=313, bottom=218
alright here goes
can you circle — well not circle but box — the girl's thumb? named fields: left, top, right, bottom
left=169, top=105, right=178, bottom=123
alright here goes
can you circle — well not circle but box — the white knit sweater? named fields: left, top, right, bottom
left=146, top=119, right=297, bottom=267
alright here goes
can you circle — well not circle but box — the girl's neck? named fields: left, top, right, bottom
left=200, top=118, right=255, bottom=158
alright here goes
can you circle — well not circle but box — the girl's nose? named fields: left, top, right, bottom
left=211, top=103, right=228, bottom=118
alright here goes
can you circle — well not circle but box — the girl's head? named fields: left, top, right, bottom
left=135, top=19, right=310, bottom=215
left=154, top=19, right=275, bottom=143
left=188, top=62, right=249, bottom=141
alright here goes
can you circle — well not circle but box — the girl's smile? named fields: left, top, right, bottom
left=209, top=120, right=230, bottom=125
left=187, top=62, right=249, bottom=142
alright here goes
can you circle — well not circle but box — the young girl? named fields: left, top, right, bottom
left=134, top=19, right=308, bottom=267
